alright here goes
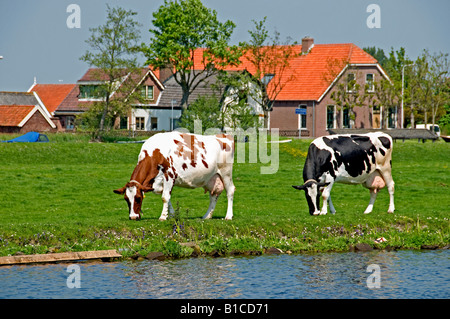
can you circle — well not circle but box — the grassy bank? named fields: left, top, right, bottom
left=0, top=133, right=449, bottom=259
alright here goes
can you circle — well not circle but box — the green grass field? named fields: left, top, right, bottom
left=0, top=133, right=449, bottom=258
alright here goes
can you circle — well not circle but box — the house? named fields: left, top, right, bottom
left=155, top=70, right=264, bottom=131
left=192, top=37, right=394, bottom=137
left=28, top=83, right=76, bottom=131
left=0, top=91, right=56, bottom=133
left=36, top=67, right=165, bottom=132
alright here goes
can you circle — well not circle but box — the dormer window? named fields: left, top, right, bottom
left=141, top=85, right=154, bottom=100
left=79, top=85, right=103, bottom=99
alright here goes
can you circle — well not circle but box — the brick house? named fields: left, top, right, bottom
left=28, top=83, right=76, bottom=131
left=30, top=67, right=165, bottom=132
left=0, top=91, right=56, bottom=133
left=192, top=37, right=393, bottom=137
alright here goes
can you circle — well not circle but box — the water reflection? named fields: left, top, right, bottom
left=0, top=250, right=448, bottom=299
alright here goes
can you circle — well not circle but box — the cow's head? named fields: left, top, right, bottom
left=292, top=179, right=329, bottom=215
left=113, top=181, right=153, bottom=220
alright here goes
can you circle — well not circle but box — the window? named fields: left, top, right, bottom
left=388, top=107, right=396, bottom=128
left=66, top=116, right=75, bottom=130
left=136, top=117, right=145, bottom=131
left=366, top=74, right=374, bottom=92
left=347, top=73, right=356, bottom=92
left=141, top=85, right=154, bottom=100
left=171, top=118, right=180, bottom=131
left=343, top=108, right=350, bottom=128
left=327, top=105, right=336, bottom=129
left=79, top=85, right=102, bottom=99
left=299, top=104, right=307, bottom=129
left=120, top=117, right=128, bottom=130
left=150, top=117, right=158, bottom=131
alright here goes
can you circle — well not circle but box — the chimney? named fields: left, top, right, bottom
left=302, top=37, right=314, bottom=54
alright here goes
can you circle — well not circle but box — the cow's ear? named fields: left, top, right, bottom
left=292, top=185, right=305, bottom=191
left=113, top=187, right=126, bottom=195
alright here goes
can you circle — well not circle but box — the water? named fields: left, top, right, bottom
left=0, top=250, right=448, bottom=299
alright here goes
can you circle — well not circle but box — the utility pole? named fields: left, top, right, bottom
left=401, top=63, right=414, bottom=129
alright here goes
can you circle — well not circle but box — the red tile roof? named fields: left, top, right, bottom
left=193, top=43, right=378, bottom=101
left=29, top=84, right=76, bottom=114
left=0, top=105, right=35, bottom=126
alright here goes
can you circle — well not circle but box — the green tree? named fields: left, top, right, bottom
left=372, top=78, right=400, bottom=129
left=330, top=68, right=369, bottom=128
left=177, top=95, right=222, bottom=133
left=217, top=72, right=261, bottom=131
left=80, top=5, right=144, bottom=133
left=143, top=0, right=242, bottom=109
left=241, top=17, right=298, bottom=127
left=427, top=51, right=450, bottom=128
left=363, top=46, right=388, bottom=68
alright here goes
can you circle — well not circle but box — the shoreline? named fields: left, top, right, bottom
left=1, top=241, right=448, bottom=266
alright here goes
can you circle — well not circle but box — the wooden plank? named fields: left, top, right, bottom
left=0, top=250, right=122, bottom=266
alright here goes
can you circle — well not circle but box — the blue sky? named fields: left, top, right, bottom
left=0, top=0, right=449, bottom=91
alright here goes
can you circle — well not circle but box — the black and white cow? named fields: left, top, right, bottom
left=293, top=132, right=395, bottom=215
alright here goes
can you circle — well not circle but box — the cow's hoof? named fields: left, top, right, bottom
left=159, top=217, right=167, bottom=221
left=364, top=210, right=372, bottom=214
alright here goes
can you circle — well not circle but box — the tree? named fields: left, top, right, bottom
left=427, top=51, right=450, bottom=128
left=143, top=0, right=242, bottom=109
left=405, top=50, right=449, bottom=128
left=217, top=71, right=261, bottom=131
left=177, top=95, right=222, bottom=133
left=372, top=79, right=400, bottom=129
left=330, top=67, right=369, bottom=128
left=241, top=17, right=298, bottom=127
left=80, top=5, right=144, bottom=133
left=363, top=46, right=388, bottom=69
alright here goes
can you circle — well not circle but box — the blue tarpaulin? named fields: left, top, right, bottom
left=1, top=131, right=49, bottom=143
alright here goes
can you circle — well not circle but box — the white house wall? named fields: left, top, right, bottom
left=131, top=108, right=181, bottom=131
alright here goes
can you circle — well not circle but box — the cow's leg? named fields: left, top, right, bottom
left=319, top=184, right=332, bottom=215
left=159, top=180, right=174, bottom=221
left=202, top=193, right=220, bottom=220
left=380, top=169, right=395, bottom=213
left=364, top=189, right=378, bottom=214
left=328, top=195, right=336, bottom=214
left=222, top=176, right=235, bottom=221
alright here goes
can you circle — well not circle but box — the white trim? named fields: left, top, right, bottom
left=27, top=82, right=36, bottom=93
left=128, top=69, right=165, bottom=99
left=298, top=104, right=307, bottom=130
left=31, top=91, right=53, bottom=118
left=17, top=105, right=56, bottom=128
left=326, top=104, right=337, bottom=129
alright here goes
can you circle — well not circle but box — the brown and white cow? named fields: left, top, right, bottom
left=114, top=132, right=235, bottom=221
left=293, top=132, right=395, bottom=215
